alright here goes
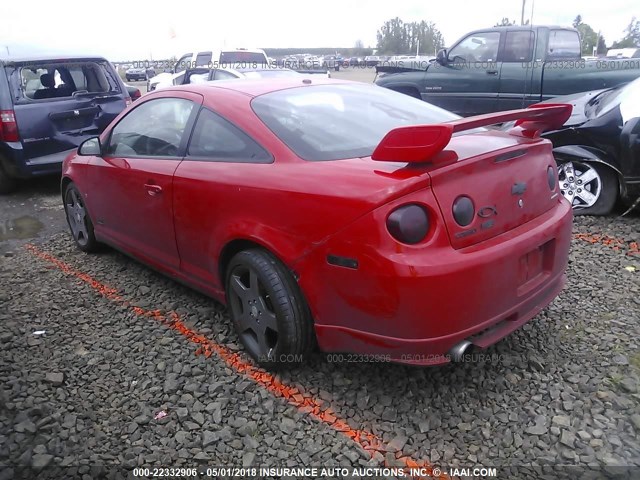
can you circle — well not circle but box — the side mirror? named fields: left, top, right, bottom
left=78, top=137, right=102, bottom=156
left=436, top=49, right=448, bottom=65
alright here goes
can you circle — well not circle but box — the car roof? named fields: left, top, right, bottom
left=168, top=77, right=353, bottom=97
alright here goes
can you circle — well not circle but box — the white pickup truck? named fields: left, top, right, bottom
left=147, top=48, right=269, bottom=91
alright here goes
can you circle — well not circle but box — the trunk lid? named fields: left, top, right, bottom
left=428, top=133, right=559, bottom=249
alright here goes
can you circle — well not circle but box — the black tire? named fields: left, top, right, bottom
left=0, top=159, right=18, bottom=194
left=225, top=249, right=314, bottom=370
left=63, top=182, right=100, bottom=252
left=556, top=160, right=618, bottom=216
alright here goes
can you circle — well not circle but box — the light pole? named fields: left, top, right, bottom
left=521, top=0, right=526, bottom=25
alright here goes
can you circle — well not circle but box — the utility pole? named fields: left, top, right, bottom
left=521, top=0, right=526, bottom=25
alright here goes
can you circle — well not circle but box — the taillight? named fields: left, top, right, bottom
left=387, top=204, right=430, bottom=244
left=125, top=97, right=132, bottom=107
left=0, top=110, right=19, bottom=142
left=547, top=165, right=557, bottom=190
left=452, top=196, right=475, bottom=226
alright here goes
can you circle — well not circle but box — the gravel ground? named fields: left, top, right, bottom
left=0, top=213, right=639, bottom=480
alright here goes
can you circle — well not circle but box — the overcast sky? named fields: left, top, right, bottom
left=1, top=0, right=637, bottom=60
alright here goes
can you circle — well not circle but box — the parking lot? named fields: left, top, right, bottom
left=1, top=168, right=639, bottom=479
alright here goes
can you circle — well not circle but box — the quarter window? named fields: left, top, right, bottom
left=187, top=108, right=271, bottom=162
left=448, top=32, right=500, bottom=62
left=106, top=98, right=194, bottom=157
left=502, top=31, right=535, bottom=62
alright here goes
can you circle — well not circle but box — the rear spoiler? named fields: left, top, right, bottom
left=371, top=104, right=572, bottom=164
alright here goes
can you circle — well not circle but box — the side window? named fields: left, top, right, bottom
left=69, top=67, right=87, bottom=90
left=175, top=53, right=193, bottom=73
left=106, top=98, right=194, bottom=157
left=502, top=31, right=535, bottom=62
left=195, top=51, right=212, bottom=67
left=212, top=70, right=238, bottom=81
left=448, top=32, right=500, bottom=62
left=187, top=108, right=271, bottom=162
left=547, top=30, right=580, bottom=59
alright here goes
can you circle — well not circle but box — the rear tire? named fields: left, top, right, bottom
left=225, top=249, right=314, bottom=370
left=0, top=160, right=18, bottom=194
left=63, top=182, right=100, bottom=252
left=556, top=160, right=618, bottom=216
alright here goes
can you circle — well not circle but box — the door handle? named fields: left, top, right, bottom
left=486, top=70, right=499, bottom=75
left=144, top=184, right=162, bottom=196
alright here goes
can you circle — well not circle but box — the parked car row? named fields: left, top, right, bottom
left=2, top=40, right=638, bottom=219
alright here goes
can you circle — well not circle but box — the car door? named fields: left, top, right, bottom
left=423, top=31, right=501, bottom=116
left=172, top=107, right=273, bottom=289
left=86, top=93, right=202, bottom=268
left=497, top=30, right=539, bottom=110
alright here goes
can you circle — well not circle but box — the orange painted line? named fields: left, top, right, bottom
left=25, top=244, right=447, bottom=480
left=573, top=233, right=639, bottom=256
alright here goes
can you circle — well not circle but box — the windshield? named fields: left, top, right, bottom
left=593, top=78, right=640, bottom=118
left=617, top=78, right=640, bottom=123
left=252, top=84, right=460, bottom=161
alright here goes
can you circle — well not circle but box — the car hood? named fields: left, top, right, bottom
left=540, top=89, right=606, bottom=126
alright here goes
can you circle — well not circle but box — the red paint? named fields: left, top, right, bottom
left=372, top=124, right=453, bottom=163
left=25, top=244, right=446, bottom=480
left=62, top=79, right=573, bottom=364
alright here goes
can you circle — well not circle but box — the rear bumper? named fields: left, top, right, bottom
left=305, top=199, right=573, bottom=364
left=315, top=271, right=565, bottom=365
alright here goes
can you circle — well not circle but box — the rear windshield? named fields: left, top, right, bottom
left=251, top=84, right=460, bottom=161
left=13, top=61, right=120, bottom=101
left=219, top=51, right=268, bottom=65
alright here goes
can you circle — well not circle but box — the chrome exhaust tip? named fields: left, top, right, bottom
left=449, top=340, right=473, bottom=362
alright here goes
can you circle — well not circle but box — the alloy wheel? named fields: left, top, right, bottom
left=557, top=161, right=602, bottom=209
left=227, top=265, right=279, bottom=361
left=65, top=188, right=90, bottom=246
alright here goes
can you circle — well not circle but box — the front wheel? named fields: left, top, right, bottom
left=226, top=249, right=314, bottom=370
left=557, top=160, right=618, bottom=216
left=64, top=182, right=100, bottom=252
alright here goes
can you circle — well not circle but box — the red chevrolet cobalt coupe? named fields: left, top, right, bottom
left=62, top=78, right=573, bottom=369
